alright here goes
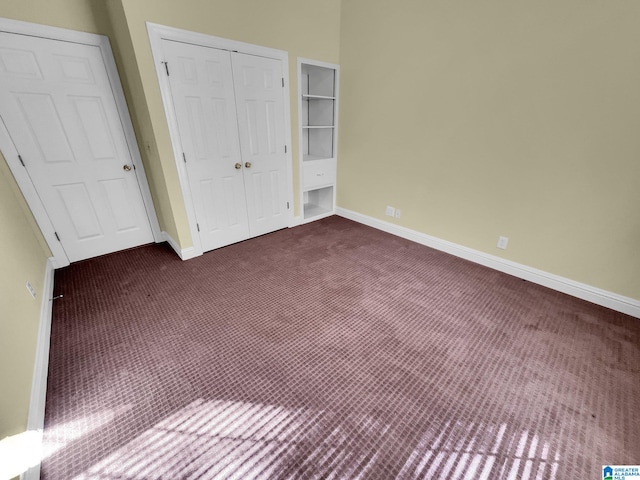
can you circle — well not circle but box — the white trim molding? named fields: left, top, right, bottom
left=0, top=118, right=69, bottom=267
left=291, top=215, right=304, bottom=227
left=0, top=17, right=162, bottom=269
left=21, top=257, right=56, bottom=480
left=162, top=231, right=198, bottom=261
left=336, top=207, right=640, bottom=319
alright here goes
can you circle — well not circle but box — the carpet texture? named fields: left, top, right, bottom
left=42, top=216, right=640, bottom=479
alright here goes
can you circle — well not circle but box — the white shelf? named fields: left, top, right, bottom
left=302, top=126, right=333, bottom=159
left=303, top=154, right=334, bottom=162
left=302, top=185, right=334, bottom=219
left=303, top=202, right=332, bottom=219
left=302, top=94, right=336, bottom=100
left=298, top=59, right=339, bottom=222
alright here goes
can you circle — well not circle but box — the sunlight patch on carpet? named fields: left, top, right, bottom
left=71, top=398, right=560, bottom=480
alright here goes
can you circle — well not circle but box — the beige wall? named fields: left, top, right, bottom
left=112, top=0, right=342, bottom=243
left=338, top=0, right=640, bottom=300
left=0, top=0, right=100, bottom=33
left=0, top=154, right=49, bottom=437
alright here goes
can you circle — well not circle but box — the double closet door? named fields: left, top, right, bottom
left=163, top=40, right=288, bottom=252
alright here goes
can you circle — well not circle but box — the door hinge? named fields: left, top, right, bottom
left=182, top=152, right=187, bottom=163
left=163, top=61, right=170, bottom=76
left=282, top=77, right=284, bottom=88
left=54, top=232, right=61, bottom=242
left=18, top=154, right=25, bottom=167
left=287, top=201, right=290, bottom=209
left=196, top=223, right=200, bottom=232
left=284, top=145, right=287, bottom=153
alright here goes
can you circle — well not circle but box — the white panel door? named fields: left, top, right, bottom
left=163, top=40, right=250, bottom=252
left=231, top=53, right=288, bottom=237
left=0, top=32, right=153, bottom=262
left=162, top=41, right=289, bottom=252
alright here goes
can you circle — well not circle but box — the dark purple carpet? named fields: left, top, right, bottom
left=41, top=216, right=640, bottom=479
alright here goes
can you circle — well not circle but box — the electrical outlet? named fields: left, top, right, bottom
left=26, top=281, right=37, bottom=300
left=395, top=209, right=401, bottom=219
left=497, top=236, right=509, bottom=250
left=385, top=206, right=395, bottom=217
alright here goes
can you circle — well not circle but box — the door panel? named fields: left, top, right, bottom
left=100, top=178, right=140, bottom=231
left=163, top=40, right=250, bottom=252
left=72, top=96, right=118, bottom=159
left=231, top=53, right=288, bottom=236
left=14, top=92, right=75, bottom=162
left=0, top=32, right=153, bottom=262
left=56, top=183, right=102, bottom=239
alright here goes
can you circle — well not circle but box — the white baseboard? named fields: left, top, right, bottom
left=336, top=207, right=640, bottom=319
left=161, top=231, right=199, bottom=261
left=21, top=257, right=56, bottom=480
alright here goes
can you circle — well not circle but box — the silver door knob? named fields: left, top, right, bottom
left=234, top=163, right=242, bottom=169
left=123, top=164, right=132, bottom=172
left=245, top=162, right=252, bottom=168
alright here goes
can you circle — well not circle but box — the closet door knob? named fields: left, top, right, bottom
left=245, top=162, right=252, bottom=168
left=234, top=163, right=242, bottom=169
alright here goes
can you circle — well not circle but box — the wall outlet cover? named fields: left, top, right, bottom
left=385, top=206, right=395, bottom=217
left=497, top=236, right=509, bottom=250
left=26, top=281, right=37, bottom=299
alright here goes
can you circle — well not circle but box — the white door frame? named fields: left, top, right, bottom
left=0, top=17, right=162, bottom=268
left=146, top=22, right=294, bottom=258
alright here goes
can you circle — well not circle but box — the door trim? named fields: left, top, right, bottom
left=0, top=17, right=162, bottom=268
left=146, top=22, right=294, bottom=258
